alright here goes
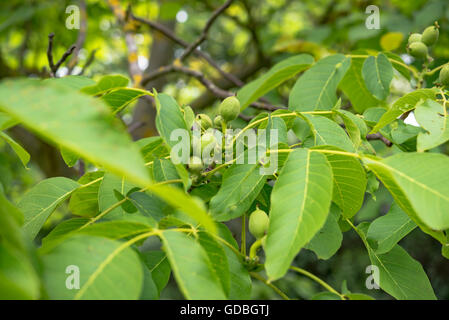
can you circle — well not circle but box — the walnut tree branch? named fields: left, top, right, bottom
left=46, top=33, right=76, bottom=77
left=130, top=11, right=244, bottom=87
left=179, top=0, right=233, bottom=61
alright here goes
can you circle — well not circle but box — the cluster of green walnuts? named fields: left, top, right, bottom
left=184, top=96, right=240, bottom=179
left=407, top=22, right=449, bottom=87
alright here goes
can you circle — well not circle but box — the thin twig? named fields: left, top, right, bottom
left=366, top=133, right=393, bottom=147
left=141, top=64, right=279, bottom=111
left=179, top=0, right=233, bottom=61
left=250, top=272, right=290, bottom=300
left=46, top=33, right=77, bottom=77
left=131, top=12, right=244, bottom=87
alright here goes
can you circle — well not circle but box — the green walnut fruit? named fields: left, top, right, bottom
left=218, top=96, right=241, bottom=122
left=408, top=33, right=422, bottom=44
left=422, top=25, right=439, bottom=46
left=189, top=156, right=203, bottom=173
left=249, top=209, right=269, bottom=239
left=408, top=41, right=428, bottom=59
left=196, top=114, right=213, bottom=130
left=200, top=132, right=217, bottom=153
left=214, top=115, right=224, bottom=128
left=439, top=65, right=449, bottom=87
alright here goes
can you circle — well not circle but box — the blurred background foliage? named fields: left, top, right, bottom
left=1, top=0, right=449, bottom=299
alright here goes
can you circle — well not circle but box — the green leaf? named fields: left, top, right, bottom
left=340, top=55, right=383, bottom=112
left=40, top=219, right=152, bottom=253
left=335, top=109, right=368, bottom=149
left=0, top=192, right=26, bottom=251
left=41, top=235, right=143, bottom=300
left=415, top=99, right=449, bottom=152
left=265, top=149, right=333, bottom=280
left=128, top=191, right=170, bottom=223
left=314, top=146, right=367, bottom=218
left=368, top=244, right=436, bottom=300
left=345, top=293, right=375, bottom=300
left=19, top=177, right=80, bottom=239
left=102, top=88, right=150, bottom=114
left=289, top=54, right=350, bottom=112
left=210, top=163, right=268, bottom=221
left=97, top=173, right=137, bottom=220
left=46, top=75, right=95, bottom=90
left=140, top=261, right=159, bottom=300
left=60, top=147, right=79, bottom=167
left=365, top=153, right=449, bottom=231
left=81, top=75, right=129, bottom=95
left=137, top=137, right=169, bottom=163
left=69, top=171, right=104, bottom=218
left=0, top=244, right=40, bottom=299
left=305, top=205, right=342, bottom=260
left=197, top=231, right=230, bottom=295
left=159, top=230, right=227, bottom=299
left=155, top=92, right=188, bottom=151
left=216, top=223, right=251, bottom=299
left=384, top=52, right=411, bottom=80
left=303, top=114, right=355, bottom=152
left=362, top=53, right=394, bottom=100
left=152, top=158, right=183, bottom=189
left=0, top=112, right=19, bottom=130
left=0, top=79, right=151, bottom=186
left=0, top=131, right=30, bottom=168
left=371, top=89, right=437, bottom=133
left=140, top=250, right=171, bottom=294
left=367, top=203, right=416, bottom=254
left=237, top=54, right=314, bottom=110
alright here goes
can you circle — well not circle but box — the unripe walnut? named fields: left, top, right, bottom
left=422, top=26, right=439, bottom=46
left=218, top=96, right=240, bottom=122
left=408, top=42, right=428, bottom=59
left=249, top=209, right=269, bottom=239
left=196, top=114, right=213, bottom=130
left=408, top=33, right=422, bottom=45
left=439, top=65, right=449, bottom=87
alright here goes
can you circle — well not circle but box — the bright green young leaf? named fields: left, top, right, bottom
left=265, top=149, right=333, bottom=280
left=0, top=79, right=151, bottom=186
left=60, top=147, right=79, bottom=167
left=210, top=163, right=267, bottom=221
left=335, top=109, right=368, bottom=149
left=81, top=74, right=129, bottom=95
left=98, top=173, right=136, bottom=220
left=0, top=131, right=30, bottom=168
left=415, top=99, right=449, bottom=152
left=19, top=177, right=80, bottom=239
left=362, top=53, right=394, bottom=100
left=237, top=54, right=314, bottom=110
left=102, top=88, right=150, bottom=114
left=371, top=89, right=437, bottom=133
left=289, top=54, right=350, bottom=112
left=41, top=235, right=143, bottom=300
left=367, top=203, right=416, bottom=254
left=159, top=230, right=226, bottom=299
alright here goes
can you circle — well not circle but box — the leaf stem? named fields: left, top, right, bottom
left=250, top=272, right=290, bottom=300
left=289, top=266, right=345, bottom=300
